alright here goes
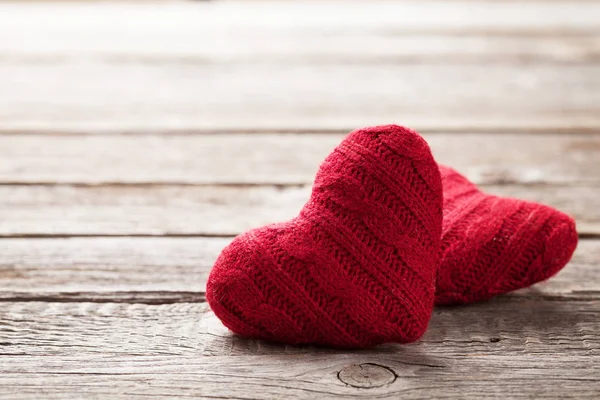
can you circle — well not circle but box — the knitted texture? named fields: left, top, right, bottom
left=436, top=165, right=578, bottom=305
left=207, top=125, right=443, bottom=348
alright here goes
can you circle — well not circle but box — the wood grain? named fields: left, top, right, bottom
left=0, top=238, right=598, bottom=298
left=0, top=300, right=598, bottom=399
left=3, top=1, right=600, bottom=63
left=1, top=299, right=599, bottom=357
left=2, top=63, right=599, bottom=132
left=0, top=352, right=597, bottom=399
left=2, top=3, right=600, bottom=132
left=0, top=183, right=598, bottom=236
left=2, top=133, right=599, bottom=185
left=0, top=238, right=226, bottom=293
left=3, top=2, right=600, bottom=133
left=0, top=2, right=598, bottom=399
left=5, top=34, right=600, bottom=64
left=3, top=2, right=600, bottom=41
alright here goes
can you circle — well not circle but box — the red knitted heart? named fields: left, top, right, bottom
left=207, top=125, right=443, bottom=348
left=436, top=165, right=578, bottom=305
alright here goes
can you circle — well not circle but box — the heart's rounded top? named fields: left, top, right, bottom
left=207, top=125, right=443, bottom=348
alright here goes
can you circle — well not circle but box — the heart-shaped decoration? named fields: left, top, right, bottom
left=436, top=165, right=578, bottom=305
left=207, top=125, right=443, bottom=348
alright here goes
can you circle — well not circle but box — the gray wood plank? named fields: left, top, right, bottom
left=3, top=1, right=600, bottom=63
left=0, top=238, right=597, bottom=298
left=3, top=2, right=600, bottom=44
left=0, top=352, right=597, bottom=399
left=5, top=34, right=600, bottom=64
left=2, top=2, right=600, bottom=131
left=0, top=300, right=598, bottom=399
left=1, top=3, right=597, bottom=398
left=0, top=183, right=597, bottom=236
left=1, top=133, right=599, bottom=185
left=1, top=299, right=598, bottom=357
left=2, top=63, right=599, bottom=132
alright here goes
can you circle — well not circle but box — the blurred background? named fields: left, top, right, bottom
left=1, top=0, right=598, bottom=235
left=1, top=0, right=599, bottom=133
left=0, top=0, right=599, bottom=255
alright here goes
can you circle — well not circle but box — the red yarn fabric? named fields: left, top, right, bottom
left=207, top=125, right=443, bottom=348
left=436, top=165, right=578, bottom=305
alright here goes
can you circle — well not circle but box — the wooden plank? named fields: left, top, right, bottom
left=0, top=238, right=598, bottom=298
left=3, top=2, right=600, bottom=39
left=2, top=63, right=599, bottom=132
left=0, top=183, right=598, bottom=236
left=0, top=237, right=227, bottom=293
left=0, top=300, right=598, bottom=400
left=1, top=133, right=599, bottom=185
left=2, top=2, right=600, bottom=131
left=0, top=352, right=598, bottom=399
left=5, top=34, right=600, bottom=64
left=3, top=1, right=600, bottom=64
left=1, top=299, right=599, bottom=357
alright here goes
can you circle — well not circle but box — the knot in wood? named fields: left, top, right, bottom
left=337, top=363, right=396, bottom=388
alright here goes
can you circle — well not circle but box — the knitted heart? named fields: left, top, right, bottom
left=207, top=125, right=443, bottom=348
left=436, top=165, right=578, bottom=305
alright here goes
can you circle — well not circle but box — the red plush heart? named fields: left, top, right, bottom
left=207, top=125, right=443, bottom=348
left=436, top=165, right=578, bottom=305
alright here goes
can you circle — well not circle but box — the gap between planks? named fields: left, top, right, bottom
left=1, top=299, right=599, bottom=358
left=2, top=1, right=600, bottom=132
left=3, top=63, right=600, bottom=132
left=0, top=184, right=598, bottom=236
left=1, top=238, right=598, bottom=301
left=2, top=133, right=599, bottom=185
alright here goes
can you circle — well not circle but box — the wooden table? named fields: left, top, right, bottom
left=1, top=1, right=599, bottom=398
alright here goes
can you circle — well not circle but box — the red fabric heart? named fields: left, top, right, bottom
left=207, top=125, right=443, bottom=348
left=436, top=165, right=578, bottom=305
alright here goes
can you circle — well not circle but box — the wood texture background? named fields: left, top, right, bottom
left=0, top=1, right=599, bottom=399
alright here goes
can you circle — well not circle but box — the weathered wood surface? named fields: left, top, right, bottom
left=4, top=1, right=600, bottom=38
left=0, top=184, right=598, bottom=236
left=1, top=1, right=600, bottom=131
left=3, top=1, right=600, bottom=65
left=1, top=299, right=599, bottom=357
left=5, top=32, right=600, bottom=64
left=0, top=353, right=597, bottom=399
left=0, top=238, right=598, bottom=298
left=2, top=133, right=599, bottom=185
left=0, top=300, right=599, bottom=398
left=2, top=63, right=599, bottom=132
left=1, top=1, right=599, bottom=398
